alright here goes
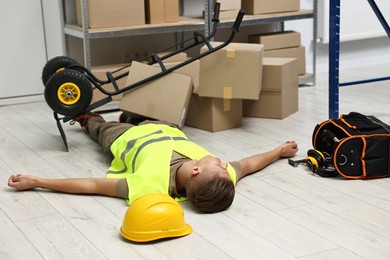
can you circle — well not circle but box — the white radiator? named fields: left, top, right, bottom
left=318, top=0, right=390, bottom=43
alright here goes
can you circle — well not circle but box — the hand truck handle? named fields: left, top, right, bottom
left=212, top=2, right=220, bottom=23
left=232, top=10, right=245, bottom=33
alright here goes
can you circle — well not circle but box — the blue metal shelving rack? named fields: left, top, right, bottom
left=328, top=0, right=390, bottom=119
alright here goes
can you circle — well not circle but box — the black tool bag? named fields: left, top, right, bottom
left=312, top=112, right=390, bottom=179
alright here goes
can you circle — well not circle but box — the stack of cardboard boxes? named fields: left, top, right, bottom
left=249, top=31, right=306, bottom=76
left=76, top=0, right=303, bottom=132
left=210, top=0, right=241, bottom=19
left=119, top=39, right=299, bottom=132
left=241, top=31, right=303, bottom=119
left=206, top=0, right=300, bottom=19
left=243, top=57, right=299, bottom=119
left=75, top=0, right=303, bottom=28
left=76, top=0, right=179, bottom=29
left=145, top=0, right=179, bottom=24
left=186, top=42, right=263, bottom=132
left=241, top=0, right=300, bottom=14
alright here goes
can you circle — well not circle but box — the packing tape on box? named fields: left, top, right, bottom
left=223, top=87, right=232, bottom=99
left=226, top=49, right=236, bottom=58
left=223, top=99, right=231, bottom=111
left=226, top=43, right=237, bottom=58
left=223, top=87, right=232, bottom=111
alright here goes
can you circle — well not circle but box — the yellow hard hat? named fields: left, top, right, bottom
left=120, top=193, right=192, bottom=242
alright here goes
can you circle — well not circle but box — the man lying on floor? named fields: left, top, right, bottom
left=8, top=112, right=298, bottom=213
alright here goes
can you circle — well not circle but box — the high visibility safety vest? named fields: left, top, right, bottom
left=106, top=123, right=237, bottom=204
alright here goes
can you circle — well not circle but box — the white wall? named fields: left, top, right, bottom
left=0, top=0, right=64, bottom=105
left=285, top=0, right=390, bottom=74
left=42, top=0, right=65, bottom=59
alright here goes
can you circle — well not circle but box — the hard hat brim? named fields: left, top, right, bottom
left=120, top=223, right=192, bottom=243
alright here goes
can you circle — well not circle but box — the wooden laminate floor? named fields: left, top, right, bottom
left=1, top=63, right=390, bottom=259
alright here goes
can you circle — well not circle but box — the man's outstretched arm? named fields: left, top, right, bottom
left=7, top=174, right=122, bottom=198
left=236, top=141, right=298, bottom=181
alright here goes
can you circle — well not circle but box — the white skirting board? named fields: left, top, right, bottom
left=0, top=94, right=45, bottom=107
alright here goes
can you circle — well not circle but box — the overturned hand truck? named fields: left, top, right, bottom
left=42, top=4, right=244, bottom=151
left=289, top=112, right=390, bottom=179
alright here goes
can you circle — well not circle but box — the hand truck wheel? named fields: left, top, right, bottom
left=42, top=56, right=81, bottom=86
left=44, top=69, right=92, bottom=117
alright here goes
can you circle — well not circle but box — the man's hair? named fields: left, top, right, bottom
left=187, top=175, right=235, bottom=213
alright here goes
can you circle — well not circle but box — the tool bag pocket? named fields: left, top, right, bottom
left=332, top=134, right=390, bottom=179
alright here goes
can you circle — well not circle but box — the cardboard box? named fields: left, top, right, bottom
left=203, top=9, right=240, bottom=19
left=165, top=0, right=180, bottom=22
left=264, top=46, right=306, bottom=75
left=152, top=59, right=200, bottom=93
left=76, top=0, right=145, bottom=28
left=198, top=42, right=264, bottom=100
left=146, top=0, right=179, bottom=24
left=259, top=58, right=298, bottom=92
left=91, top=64, right=128, bottom=103
left=243, top=57, right=299, bottom=119
left=185, top=94, right=242, bottom=132
left=213, top=0, right=241, bottom=11
left=120, top=61, right=193, bottom=128
left=155, top=51, right=188, bottom=63
left=241, top=0, right=300, bottom=15
left=218, top=10, right=240, bottom=19
left=248, top=31, right=301, bottom=50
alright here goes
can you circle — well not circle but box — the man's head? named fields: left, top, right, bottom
left=186, top=156, right=235, bottom=213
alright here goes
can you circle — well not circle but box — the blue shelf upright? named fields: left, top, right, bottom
left=328, top=0, right=341, bottom=119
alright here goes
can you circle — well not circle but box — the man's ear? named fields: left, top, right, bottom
left=191, top=166, right=200, bottom=176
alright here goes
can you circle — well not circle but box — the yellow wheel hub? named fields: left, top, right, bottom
left=57, top=82, right=81, bottom=105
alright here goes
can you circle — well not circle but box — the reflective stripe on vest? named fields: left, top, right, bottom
left=107, top=134, right=188, bottom=175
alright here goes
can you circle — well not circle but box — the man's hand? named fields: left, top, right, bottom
left=279, top=141, right=299, bottom=158
left=8, top=174, right=39, bottom=191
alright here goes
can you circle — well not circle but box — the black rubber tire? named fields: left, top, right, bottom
left=44, top=70, right=92, bottom=117
left=42, top=56, right=80, bottom=86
